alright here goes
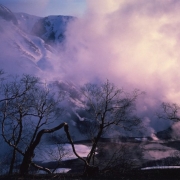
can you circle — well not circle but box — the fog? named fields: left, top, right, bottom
left=1, top=0, right=180, bottom=133
left=52, top=0, right=180, bottom=131
left=61, top=0, right=180, bottom=101
left=2, top=2, right=180, bottom=175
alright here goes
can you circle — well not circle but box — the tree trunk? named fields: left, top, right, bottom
left=9, top=149, right=16, bottom=174
left=87, top=124, right=103, bottom=164
left=19, top=148, right=34, bottom=174
left=84, top=165, right=99, bottom=177
left=19, top=123, right=65, bottom=174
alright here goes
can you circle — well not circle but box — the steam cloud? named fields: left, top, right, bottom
left=1, top=0, right=180, bottom=133
left=62, top=0, right=180, bottom=100
left=53, top=0, right=180, bottom=132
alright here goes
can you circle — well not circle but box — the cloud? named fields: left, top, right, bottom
left=61, top=0, right=180, bottom=98
left=1, top=0, right=180, bottom=132
left=48, top=0, right=180, bottom=131
left=1, top=0, right=51, bottom=17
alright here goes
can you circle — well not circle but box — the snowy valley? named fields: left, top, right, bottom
left=1, top=3, right=180, bottom=179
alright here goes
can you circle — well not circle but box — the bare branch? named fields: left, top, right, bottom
left=64, top=123, right=88, bottom=166
left=159, top=102, right=180, bottom=122
left=31, top=162, right=51, bottom=174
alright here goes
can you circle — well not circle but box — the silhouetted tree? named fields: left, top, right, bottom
left=0, top=75, right=65, bottom=174
left=159, top=102, right=180, bottom=122
left=0, top=76, right=142, bottom=176
left=79, top=80, right=142, bottom=175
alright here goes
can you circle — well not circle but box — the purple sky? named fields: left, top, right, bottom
left=0, top=0, right=87, bottom=17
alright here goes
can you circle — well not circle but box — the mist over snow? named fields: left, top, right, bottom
left=1, top=0, right=180, bottom=134
left=60, top=0, right=180, bottom=132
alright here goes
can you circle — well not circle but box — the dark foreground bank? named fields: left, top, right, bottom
left=1, top=169, right=180, bottom=180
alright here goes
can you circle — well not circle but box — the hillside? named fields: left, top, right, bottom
left=0, top=4, right=73, bottom=76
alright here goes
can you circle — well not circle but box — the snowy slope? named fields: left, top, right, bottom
left=0, top=17, right=52, bottom=75
left=15, top=12, right=41, bottom=34
left=0, top=4, right=73, bottom=76
left=0, top=4, right=92, bottom=141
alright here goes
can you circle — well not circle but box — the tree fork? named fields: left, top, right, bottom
left=64, top=123, right=99, bottom=176
left=19, top=122, right=92, bottom=175
left=19, top=122, right=66, bottom=174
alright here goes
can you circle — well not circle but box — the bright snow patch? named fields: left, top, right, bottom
left=38, top=168, right=71, bottom=174
left=34, top=143, right=91, bottom=163
left=141, top=166, right=180, bottom=170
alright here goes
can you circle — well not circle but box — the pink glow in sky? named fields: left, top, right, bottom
left=48, top=0, right=180, bottom=130
left=61, top=0, right=180, bottom=104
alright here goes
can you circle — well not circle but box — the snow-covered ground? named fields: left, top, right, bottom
left=0, top=143, right=91, bottom=175
left=141, top=166, right=180, bottom=170
left=38, top=168, right=71, bottom=174
left=34, top=143, right=91, bottom=162
left=143, top=142, right=179, bottom=160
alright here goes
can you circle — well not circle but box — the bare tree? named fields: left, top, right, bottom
left=0, top=75, right=66, bottom=174
left=0, top=75, right=39, bottom=173
left=42, top=134, right=70, bottom=173
left=0, top=74, right=92, bottom=175
left=78, top=80, right=142, bottom=175
left=99, top=144, right=140, bottom=174
left=158, top=102, right=180, bottom=141
left=0, top=76, right=142, bottom=176
left=159, top=102, right=180, bottom=122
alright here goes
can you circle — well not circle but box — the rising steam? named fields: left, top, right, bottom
left=50, top=0, right=180, bottom=132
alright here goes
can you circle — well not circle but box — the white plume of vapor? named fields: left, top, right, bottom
left=49, top=0, right=180, bottom=132
left=1, top=0, right=180, bottom=133
left=61, top=0, right=180, bottom=93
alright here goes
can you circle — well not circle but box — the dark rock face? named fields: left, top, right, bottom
left=156, top=127, right=172, bottom=140
left=31, top=15, right=74, bottom=44
left=0, top=4, right=18, bottom=25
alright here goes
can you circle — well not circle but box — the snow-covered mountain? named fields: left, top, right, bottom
left=0, top=4, right=73, bottom=76
left=31, top=15, right=74, bottom=44
left=0, top=4, right=82, bottom=134
left=0, top=4, right=145, bottom=141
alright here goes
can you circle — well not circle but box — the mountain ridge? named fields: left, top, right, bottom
left=0, top=4, right=74, bottom=76
left=0, top=3, right=18, bottom=25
